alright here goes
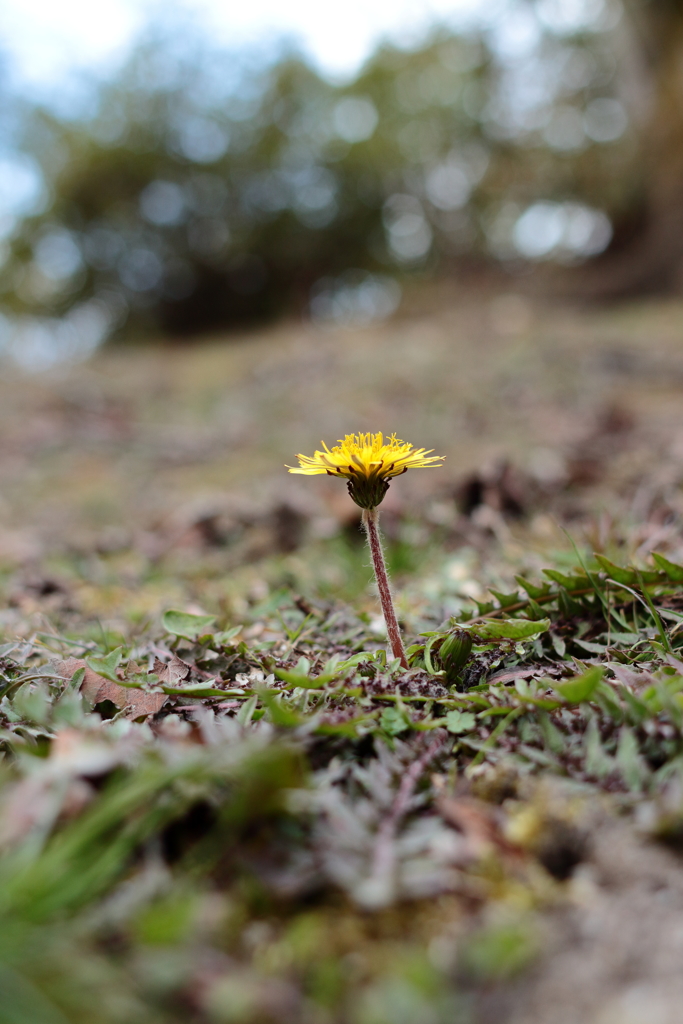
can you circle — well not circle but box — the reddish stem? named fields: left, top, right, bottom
left=362, top=508, right=408, bottom=669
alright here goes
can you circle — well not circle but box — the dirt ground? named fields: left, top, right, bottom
left=3, top=283, right=683, bottom=559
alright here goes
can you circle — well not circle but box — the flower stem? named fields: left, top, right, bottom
left=362, top=508, right=408, bottom=669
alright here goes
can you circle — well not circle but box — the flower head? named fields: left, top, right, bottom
left=287, top=432, right=444, bottom=509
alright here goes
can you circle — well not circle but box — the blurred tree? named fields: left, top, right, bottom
left=0, top=7, right=641, bottom=345
left=580, top=0, right=683, bottom=294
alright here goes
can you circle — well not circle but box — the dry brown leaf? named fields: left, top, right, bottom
left=153, top=653, right=191, bottom=686
left=59, top=657, right=168, bottom=720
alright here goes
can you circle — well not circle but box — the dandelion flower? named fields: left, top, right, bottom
left=288, top=433, right=444, bottom=668
left=287, top=432, right=443, bottom=509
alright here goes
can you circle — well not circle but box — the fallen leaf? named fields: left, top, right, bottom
left=59, top=658, right=168, bottom=720
left=153, top=653, right=192, bottom=686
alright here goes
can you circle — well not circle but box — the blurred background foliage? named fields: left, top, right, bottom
left=0, top=0, right=681, bottom=356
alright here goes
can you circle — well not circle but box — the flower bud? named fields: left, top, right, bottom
left=438, top=629, right=473, bottom=683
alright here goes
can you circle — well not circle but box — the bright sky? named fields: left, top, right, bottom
left=0, top=0, right=488, bottom=90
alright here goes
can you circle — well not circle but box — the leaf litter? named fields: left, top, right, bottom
left=0, top=543, right=682, bottom=1021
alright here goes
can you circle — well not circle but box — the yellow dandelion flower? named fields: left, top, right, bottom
left=287, top=432, right=444, bottom=509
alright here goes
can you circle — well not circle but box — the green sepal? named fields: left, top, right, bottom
left=346, top=474, right=391, bottom=509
